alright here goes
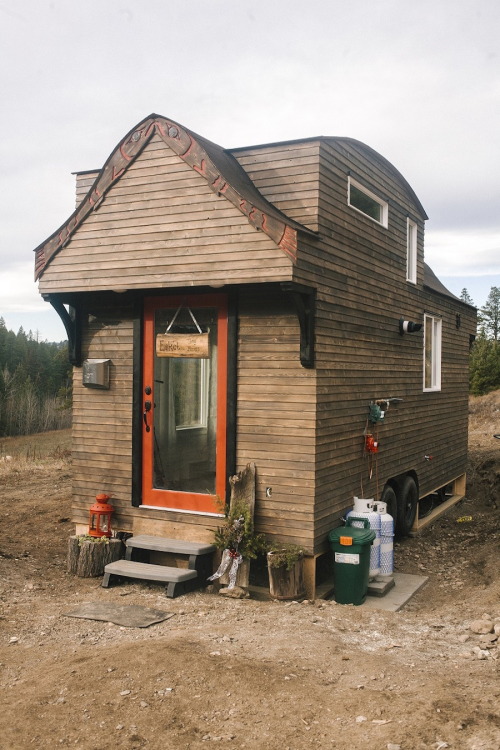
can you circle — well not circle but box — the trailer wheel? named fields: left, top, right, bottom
left=397, top=476, right=418, bottom=536
left=380, top=484, right=398, bottom=525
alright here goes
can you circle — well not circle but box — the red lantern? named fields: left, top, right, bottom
left=88, top=493, right=114, bottom=538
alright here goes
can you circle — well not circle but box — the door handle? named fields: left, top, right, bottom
left=143, top=400, right=152, bottom=432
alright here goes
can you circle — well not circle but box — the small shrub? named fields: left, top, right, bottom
left=212, top=498, right=266, bottom=559
left=267, top=543, right=304, bottom=571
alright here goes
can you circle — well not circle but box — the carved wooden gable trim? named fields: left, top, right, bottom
left=35, top=115, right=307, bottom=279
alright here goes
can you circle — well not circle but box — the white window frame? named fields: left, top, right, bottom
left=423, top=314, right=442, bottom=392
left=175, top=358, right=210, bottom=431
left=406, top=218, right=417, bottom=284
left=348, top=176, right=388, bottom=228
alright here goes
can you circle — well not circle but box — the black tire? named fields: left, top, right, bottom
left=380, top=484, right=398, bottom=525
left=397, top=476, right=418, bottom=536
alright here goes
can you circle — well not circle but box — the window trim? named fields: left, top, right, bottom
left=406, top=218, right=417, bottom=284
left=348, top=176, right=388, bottom=228
left=423, top=313, right=442, bottom=392
left=175, top=358, right=210, bottom=431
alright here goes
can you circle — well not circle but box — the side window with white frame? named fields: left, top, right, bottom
left=424, top=314, right=442, bottom=391
left=407, top=218, right=417, bottom=283
left=348, top=177, right=388, bottom=227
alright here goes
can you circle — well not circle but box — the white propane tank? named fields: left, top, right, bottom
left=375, top=501, right=394, bottom=576
left=346, top=497, right=380, bottom=580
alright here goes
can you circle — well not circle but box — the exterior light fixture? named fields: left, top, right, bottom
left=399, top=318, right=423, bottom=335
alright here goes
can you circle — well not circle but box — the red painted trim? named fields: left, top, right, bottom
left=142, top=294, right=228, bottom=514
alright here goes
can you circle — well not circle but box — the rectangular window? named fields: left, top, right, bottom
left=407, top=219, right=417, bottom=283
left=424, top=314, right=442, bottom=391
left=348, top=177, right=388, bottom=227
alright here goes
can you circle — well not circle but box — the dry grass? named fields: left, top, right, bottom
left=469, top=388, right=500, bottom=423
left=0, top=428, right=71, bottom=480
left=0, top=428, right=71, bottom=458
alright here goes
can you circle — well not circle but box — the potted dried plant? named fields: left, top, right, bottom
left=266, top=543, right=306, bottom=600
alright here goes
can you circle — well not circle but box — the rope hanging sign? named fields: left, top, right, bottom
left=156, top=306, right=210, bottom=358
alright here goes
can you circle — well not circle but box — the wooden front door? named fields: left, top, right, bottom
left=142, top=294, right=228, bottom=513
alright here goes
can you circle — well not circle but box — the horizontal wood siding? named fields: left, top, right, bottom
left=236, top=290, right=317, bottom=552
left=75, top=171, right=99, bottom=207
left=292, top=140, right=476, bottom=551
left=70, top=296, right=228, bottom=540
left=71, top=298, right=135, bottom=528
left=233, top=142, right=320, bottom=232
left=38, top=134, right=293, bottom=295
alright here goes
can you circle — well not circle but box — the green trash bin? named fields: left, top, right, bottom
left=328, top=518, right=376, bottom=605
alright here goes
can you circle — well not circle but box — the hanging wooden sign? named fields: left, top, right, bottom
left=156, top=332, right=210, bottom=358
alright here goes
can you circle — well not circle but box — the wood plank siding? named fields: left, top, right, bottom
left=233, top=141, right=320, bottom=232
left=35, top=118, right=475, bottom=559
left=75, top=171, right=99, bottom=207
left=236, top=290, right=316, bottom=550
left=70, top=297, right=226, bottom=539
left=38, top=134, right=294, bottom=296
left=292, top=140, right=474, bottom=548
left=70, top=298, right=135, bottom=529
left=70, top=289, right=318, bottom=552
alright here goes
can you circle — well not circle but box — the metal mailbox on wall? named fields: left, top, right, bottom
left=82, top=359, right=111, bottom=389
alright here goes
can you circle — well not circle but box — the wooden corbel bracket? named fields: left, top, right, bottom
left=280, top=282, right=316, bottom=369
left=44, top=295, right=83, bottom=366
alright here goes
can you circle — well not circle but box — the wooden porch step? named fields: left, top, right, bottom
left=125, top=535, right=216, bottom=560
left=102, top=559, right=198, bottom=598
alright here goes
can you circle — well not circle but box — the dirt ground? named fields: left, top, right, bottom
left=1, top=393, right=499, bottom=750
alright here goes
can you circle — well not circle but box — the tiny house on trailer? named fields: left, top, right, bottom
left=34, top=114, right=476, bottom=597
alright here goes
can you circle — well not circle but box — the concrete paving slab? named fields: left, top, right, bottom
left=64, top=602, right=176, bottom=627
left=362, top=572, right=428, bottom=612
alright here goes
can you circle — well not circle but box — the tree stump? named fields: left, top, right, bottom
left=67, top=536, right=123, bottom=577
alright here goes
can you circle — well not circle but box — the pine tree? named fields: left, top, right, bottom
left=479, top=286, right=500, bottom=341
left=460, top=288, right=474, bottom=305
left=469, top=334, right=500, bottom=395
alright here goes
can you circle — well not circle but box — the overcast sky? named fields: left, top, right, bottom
left=1, top=0, right=499, bottom=341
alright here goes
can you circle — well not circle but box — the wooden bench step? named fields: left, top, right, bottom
left=125, top=535, right=216, bottom=557
left=102, top=560, right=199, bottom=598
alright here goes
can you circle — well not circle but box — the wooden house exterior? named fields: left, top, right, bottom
left=34, top=114, right=476, bottom=595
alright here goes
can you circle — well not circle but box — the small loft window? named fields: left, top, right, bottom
left=348, top=177, right=388, bottom=227
left=407, top=219, right=417, bottom=283
left=424, top=314, right=442, bottom=391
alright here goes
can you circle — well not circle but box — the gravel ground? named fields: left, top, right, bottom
left=1, top=404, right=499, bottom=750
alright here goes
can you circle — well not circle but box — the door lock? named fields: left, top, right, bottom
left=143, top=400, right=152, bottom=432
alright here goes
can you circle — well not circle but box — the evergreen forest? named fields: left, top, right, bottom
left=0, top=318, right=72, bottom=437
left=464, top=286, right=500, bottom=396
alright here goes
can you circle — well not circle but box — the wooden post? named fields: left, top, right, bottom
left=220, top=463, right=256, bottom=589
left=303, top=555, right=317, bottom=600
left=67, top=536, right=123, bottom=577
